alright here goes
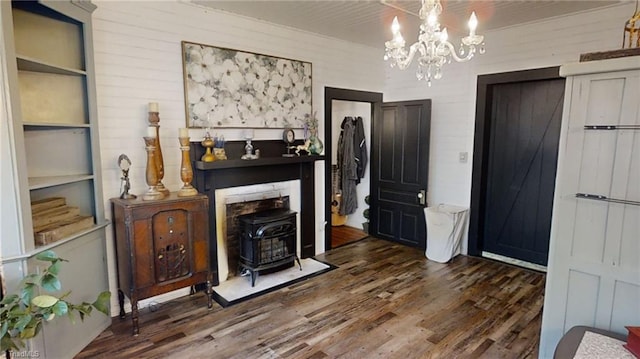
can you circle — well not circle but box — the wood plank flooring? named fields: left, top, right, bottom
left=331, top=225, right=368, bottom=248
left=76, top=237, right=545, bottom=359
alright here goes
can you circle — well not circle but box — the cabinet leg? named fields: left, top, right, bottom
left=131, top=299, right=140, bottom=336
left=118, top=289, right=126, bottom=319
left=206, top=279, right=213, bottom=309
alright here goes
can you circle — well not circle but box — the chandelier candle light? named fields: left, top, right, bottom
left=384, top=0, right=485, bottom=86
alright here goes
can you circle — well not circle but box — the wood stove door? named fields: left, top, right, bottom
left=152, top=209, right=191, bottom=283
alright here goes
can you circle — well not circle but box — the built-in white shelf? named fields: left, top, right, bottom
left=0, top=221, right=110, bottom=264
left=29, top=174, right=94, bottom=190
left=24, top=122, right=90, bottom=129
left=16, top=55, right=86, bottom=76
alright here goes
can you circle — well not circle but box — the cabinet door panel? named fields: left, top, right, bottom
left=133, top=220, right=154, bottom=288
left=152, top=209, right=191, bottom=282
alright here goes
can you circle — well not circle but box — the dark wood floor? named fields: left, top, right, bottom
left=331, top=225, right=368, bottom=248
left=77, top=237, right=545, bottom=359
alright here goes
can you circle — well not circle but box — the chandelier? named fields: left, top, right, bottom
left=384, top=0, right=485, bottom=86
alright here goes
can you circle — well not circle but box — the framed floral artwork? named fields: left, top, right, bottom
left=181, top=41, right=312, bottom=128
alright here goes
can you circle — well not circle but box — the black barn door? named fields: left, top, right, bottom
left=371, top=100, right=431, bottom=248
left=482, top=78, right=564, bottom=265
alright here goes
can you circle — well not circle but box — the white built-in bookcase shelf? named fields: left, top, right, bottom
left=2, top=0, right=110, bottom=356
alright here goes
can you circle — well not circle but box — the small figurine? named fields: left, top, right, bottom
left=118, top=154, right=136, bottom=199
left=289, top=138, right=311, bottom=156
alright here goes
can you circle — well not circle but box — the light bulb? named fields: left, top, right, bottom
left=441, top=28, right=448, bottom=42
left=468, top=12, right=478, bottom=36
left=391, top=16, right=400, bottom=34
left=428, top=9, right=437, bottom=27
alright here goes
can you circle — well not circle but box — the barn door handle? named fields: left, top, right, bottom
left=418, top=190, right=426, bottom=206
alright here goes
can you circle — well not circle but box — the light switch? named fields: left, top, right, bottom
left=459, top=152, right=468, bottom=163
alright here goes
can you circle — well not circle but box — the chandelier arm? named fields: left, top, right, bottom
left=441, top=41, right=476, bottom=63
left=396, top=42, right=421, bottom=70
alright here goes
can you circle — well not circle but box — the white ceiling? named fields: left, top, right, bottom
left=191, top=0, right=625, bottom=48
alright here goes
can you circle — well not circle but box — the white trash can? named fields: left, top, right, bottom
left=424, top=204, right=469, bottom=263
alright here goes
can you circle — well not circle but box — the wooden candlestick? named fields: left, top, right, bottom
left=178, top=137, right=198, bottom=197
left=148, top=111, right=170, bottom=197
left=142, top=136, right=164, bottom=201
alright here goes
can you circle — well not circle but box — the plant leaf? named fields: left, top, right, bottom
left=52, top=301, right=69, bottom=316
left=15, top=314, right=32, bottom=332
left=20, top=283, right=35, bottom=306
left=67, top=310, right=76, bottom=325
left=21, top=273, right=40, bottom=285
left=31, top=295, right=59, bottom=308
left=35, top=250, right=58, bottom=262
left=47, top=260, right=62, bottom=275
left=1, top=335, right=20, bottom=352
left=0, top=294, right=18, bottom=305
left=19, top=324, right=37, bottom=339
left=92, top=291, right=111, bottom=315
left=0, top=320, right=8, bottom=338
left=40, top=273, right=61, bottom=292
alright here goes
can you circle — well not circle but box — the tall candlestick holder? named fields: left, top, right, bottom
left=142, top=136, right=164, bottom=201
left=178, top=136, right=198, bottom=197
left=148, top=111, right=170, bottom=197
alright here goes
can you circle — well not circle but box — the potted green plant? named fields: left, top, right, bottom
left=362, top=195, right=370, bottom=233
left=0, top=250, right=110, bottom=352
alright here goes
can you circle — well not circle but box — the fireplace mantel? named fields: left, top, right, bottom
left=190, top=141, right=323, bottom=285
left=195, top=155, right=320, bottom=171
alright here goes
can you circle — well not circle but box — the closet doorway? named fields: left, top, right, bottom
left=324, top=88, right=382, bottom=250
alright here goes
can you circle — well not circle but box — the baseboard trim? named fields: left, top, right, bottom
left=482, top=251, right=547, bottom=273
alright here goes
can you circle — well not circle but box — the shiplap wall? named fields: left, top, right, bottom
left=92, top=0, right=383, bottom=311
left=384, top=3, right=634, bottom=254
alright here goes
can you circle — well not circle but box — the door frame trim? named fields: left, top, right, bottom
left=324, top=87, right=383, bottom=251
left=469, top=66, right=561, bottom=256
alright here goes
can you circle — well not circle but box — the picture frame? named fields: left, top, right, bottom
left=181, top=41, right=312, bottom=129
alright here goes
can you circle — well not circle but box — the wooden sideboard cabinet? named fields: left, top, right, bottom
left=111, top=193, right=212, bottom=335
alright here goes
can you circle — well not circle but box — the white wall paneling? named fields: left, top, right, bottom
left=92, top=0, right=384, bottom=311
left=384, top=3, right=634, bottom=256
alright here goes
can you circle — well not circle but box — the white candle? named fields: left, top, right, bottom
left=179, top=128, right=189, bottom=138
left=468, top=12, right=478, bottom=36
left=147, top=126, right=156, bottom=138
left=149, top=102, right=159, bottom=112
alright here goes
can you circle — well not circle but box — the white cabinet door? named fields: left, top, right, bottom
left=539, top=68, right=640, bottom=358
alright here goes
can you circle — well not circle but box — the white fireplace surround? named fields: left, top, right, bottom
left=215, top=180, right=302, bottom=283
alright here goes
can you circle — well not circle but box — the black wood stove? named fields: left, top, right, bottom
left=238, top=209, right=301, bottom=286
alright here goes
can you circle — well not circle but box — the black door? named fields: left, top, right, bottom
left=482, top=78, right=564, bottom=265
left=371, top=100, right=431, bottom=248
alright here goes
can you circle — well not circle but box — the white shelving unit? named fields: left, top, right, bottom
left=539, top=55, right=640, bottom=358
left=1, top=1, right=110, bottom=357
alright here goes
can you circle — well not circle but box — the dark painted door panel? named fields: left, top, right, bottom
left=371, top=100, right=431, bottom=248
left=483, top=79, right=564, bottom=265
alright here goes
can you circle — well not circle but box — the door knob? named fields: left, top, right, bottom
left=418, top=190, right=426, bottom=206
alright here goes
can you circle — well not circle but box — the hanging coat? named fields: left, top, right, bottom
left=354, top=116, right=368, bottom=184
left=338, top=117, right=358, bottom=215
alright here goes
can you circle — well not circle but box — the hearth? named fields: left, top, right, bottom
left=238, top=209, right=301, bottom=286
